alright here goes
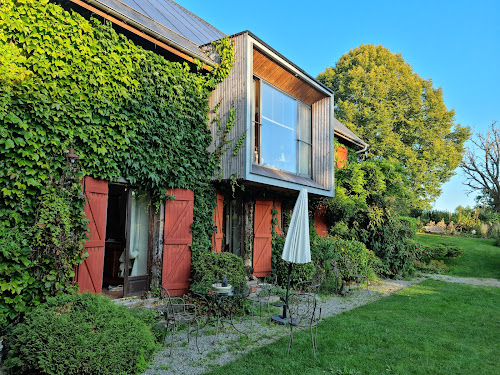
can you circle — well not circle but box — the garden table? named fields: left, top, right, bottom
left=195, top=286, right=250, bottom=345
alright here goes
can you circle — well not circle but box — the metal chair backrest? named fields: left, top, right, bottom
left=287, top=292, right=319, bottom=327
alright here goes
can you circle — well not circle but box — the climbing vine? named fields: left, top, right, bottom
left=0, top=0, right=234, bottom=328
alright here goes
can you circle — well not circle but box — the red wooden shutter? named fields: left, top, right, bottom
left=336, top=146, right=348, bottom=169
left=211, top=192, right=224, bottom=252
left=78, top=177, right=108, bottom=293
left=314, top=205, right=328, bottom=238
left=162, top=188, right=194, bottom=296
left=253, top=199, right=273, bottom=277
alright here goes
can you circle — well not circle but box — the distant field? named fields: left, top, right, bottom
left=416, top=234, right=500, bottom=279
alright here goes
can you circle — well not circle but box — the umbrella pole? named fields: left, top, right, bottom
left=271, top=263, right=293, bottom=324
left=282, top=263, right=293, bottom=319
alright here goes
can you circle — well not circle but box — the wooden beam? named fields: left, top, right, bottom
left=69, top=0, right=212, bottom=71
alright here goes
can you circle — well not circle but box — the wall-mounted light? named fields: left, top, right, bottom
left=66, top=146, right=80, bottom=165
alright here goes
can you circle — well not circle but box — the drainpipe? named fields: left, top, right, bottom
left=356, top=143, right=369, bottom=154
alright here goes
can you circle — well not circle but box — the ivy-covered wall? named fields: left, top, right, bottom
left=0, top=0, right=233, bottom=329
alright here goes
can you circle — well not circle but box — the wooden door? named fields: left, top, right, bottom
left=253, top=199, right=273, bottom=277
left=78, top=177, right=108, bottom=293
left=212, top=192, right=224, bottom=252
left=162, top=188, right=194, bottom=296
left=314, top=205, right=328, bottom=237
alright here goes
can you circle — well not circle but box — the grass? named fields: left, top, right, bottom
left=416, top=234, right=500, bottom=279
left=204, top=280, right=500, bottom=375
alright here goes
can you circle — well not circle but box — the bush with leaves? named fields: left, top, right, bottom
left=0, top=164, right=86, bottom=333
left=0, top=222, right=35, bottom=332
left=323, top=158, right=424, bottom=278
left=271, top=235, right=316, bottom=288
left=190, top=251, right=246, bottom=294
left=422, top=243, right=464, bottom=258
left=3, top=293, right=159, bottom=375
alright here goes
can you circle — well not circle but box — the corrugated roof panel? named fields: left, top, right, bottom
left=89, top=0, right=225, bottom=62
left=156, top=0, right=224, bottom=44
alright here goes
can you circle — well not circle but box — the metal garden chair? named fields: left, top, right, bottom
left=158, top=286, right=199, bottom=355
left=286, top=292, right=322, bottom=357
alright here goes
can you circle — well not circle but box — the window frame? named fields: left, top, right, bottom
left=252, top=75, right=313, bottom=177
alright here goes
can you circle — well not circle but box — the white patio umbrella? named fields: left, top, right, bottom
left=272, top=188, right=311, bottom=324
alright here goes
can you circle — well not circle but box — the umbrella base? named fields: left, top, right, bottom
left=271, top=314, right=298, bottom=325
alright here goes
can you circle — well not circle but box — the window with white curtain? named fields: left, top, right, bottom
left=254, top=78, right=312, bottom=176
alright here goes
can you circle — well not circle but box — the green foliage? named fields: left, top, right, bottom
left=3, top=293, right=159, bottom=375
left=190, top=251, right=246, bottom=293
left=271, top=235, right=315, bottom=288
left=0, top=0, right=234, bottom=328
left=363, top=215, right=423, bottom=277
left=0, top=222, right=35, bottom=332
left=0, top=164, right=86, bottom=332
left=414, top=259, right=449, bottom=274
left=325, top=157, right=419, bottom=278
left=318, top=44, right=470, bottom=209
left=422, top=243, right=464, bottom=258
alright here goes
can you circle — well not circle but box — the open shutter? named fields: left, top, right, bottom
left=314, top=205, right=328, bottom=237
left=211, top=192, right=224, bottom=252
left=253, top=199, right=273, bottom=277
left=78, top=177, right=108, bottom=293
left=162, top=188, right=194, bottom=296
left=336, top=146, right=348, bottom=169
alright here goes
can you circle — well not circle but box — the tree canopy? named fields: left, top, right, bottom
left=318, top=44, right=470, bottom=209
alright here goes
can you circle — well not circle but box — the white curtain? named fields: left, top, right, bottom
left=128, top=191, right=150, bottom=276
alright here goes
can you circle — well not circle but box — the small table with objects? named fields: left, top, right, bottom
left=195, top=285, right=250, bottom=345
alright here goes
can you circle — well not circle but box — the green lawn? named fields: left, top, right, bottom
left=416, top=234, right=500, bottom=279
left=205, top=281, right=500, bottom=375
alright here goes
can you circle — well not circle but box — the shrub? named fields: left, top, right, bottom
left=3, top=293, right=159, bottom=375
left=0, top=222, right=35, bottom=333
left=424, top=244, right=448, bottom=258
left=422, top=243, right=464, bottom=258
left=309, top=235, right=380, bottom=294
left=414, top=259, right=449, bottom=274
left=445, top=245, right=464, bottom=258
left=493, top=236, right=500, bottom=247
left=364, top=214, right=422, bottom=278
left=271, top=235, right=315, bottom=288
left=190, top=251, right=246, bottom=293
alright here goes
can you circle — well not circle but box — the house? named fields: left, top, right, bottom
left=207, top=31, right=367, bottom=277
left=63, top=0, right=367, bottom=295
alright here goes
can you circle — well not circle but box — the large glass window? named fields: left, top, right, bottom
left=253, top=79, right=312, bottom=176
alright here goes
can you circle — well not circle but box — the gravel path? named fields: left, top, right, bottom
left=143, top=278, right=421, bottom=375
left=425, top=274, right=500, bottom=287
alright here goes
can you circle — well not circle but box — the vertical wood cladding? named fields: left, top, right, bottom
left=209, top=33, right=247, bottom=180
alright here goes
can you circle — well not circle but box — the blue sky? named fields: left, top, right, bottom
left=178, top=0, right=500, bottom=211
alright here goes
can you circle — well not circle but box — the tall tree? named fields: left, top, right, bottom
left=318, top=44, right=470, bottom=208
left=461, top=122, right=500, bottom=212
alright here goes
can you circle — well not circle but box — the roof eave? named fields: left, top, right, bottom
left=202, top=30, right=335, bottom=95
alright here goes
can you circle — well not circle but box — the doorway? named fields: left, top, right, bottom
left=102, top=184, right=151, bottom=297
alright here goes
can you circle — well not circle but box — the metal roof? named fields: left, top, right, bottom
left=86, top=0, right=226, bottom=63
left=334, top=118, right=369, bottom=150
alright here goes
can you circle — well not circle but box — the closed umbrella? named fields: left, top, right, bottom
left=272, top=188, right=311, bottom=324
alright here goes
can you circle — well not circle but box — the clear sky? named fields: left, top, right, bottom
left=178, top=0, right=500, bottom=212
